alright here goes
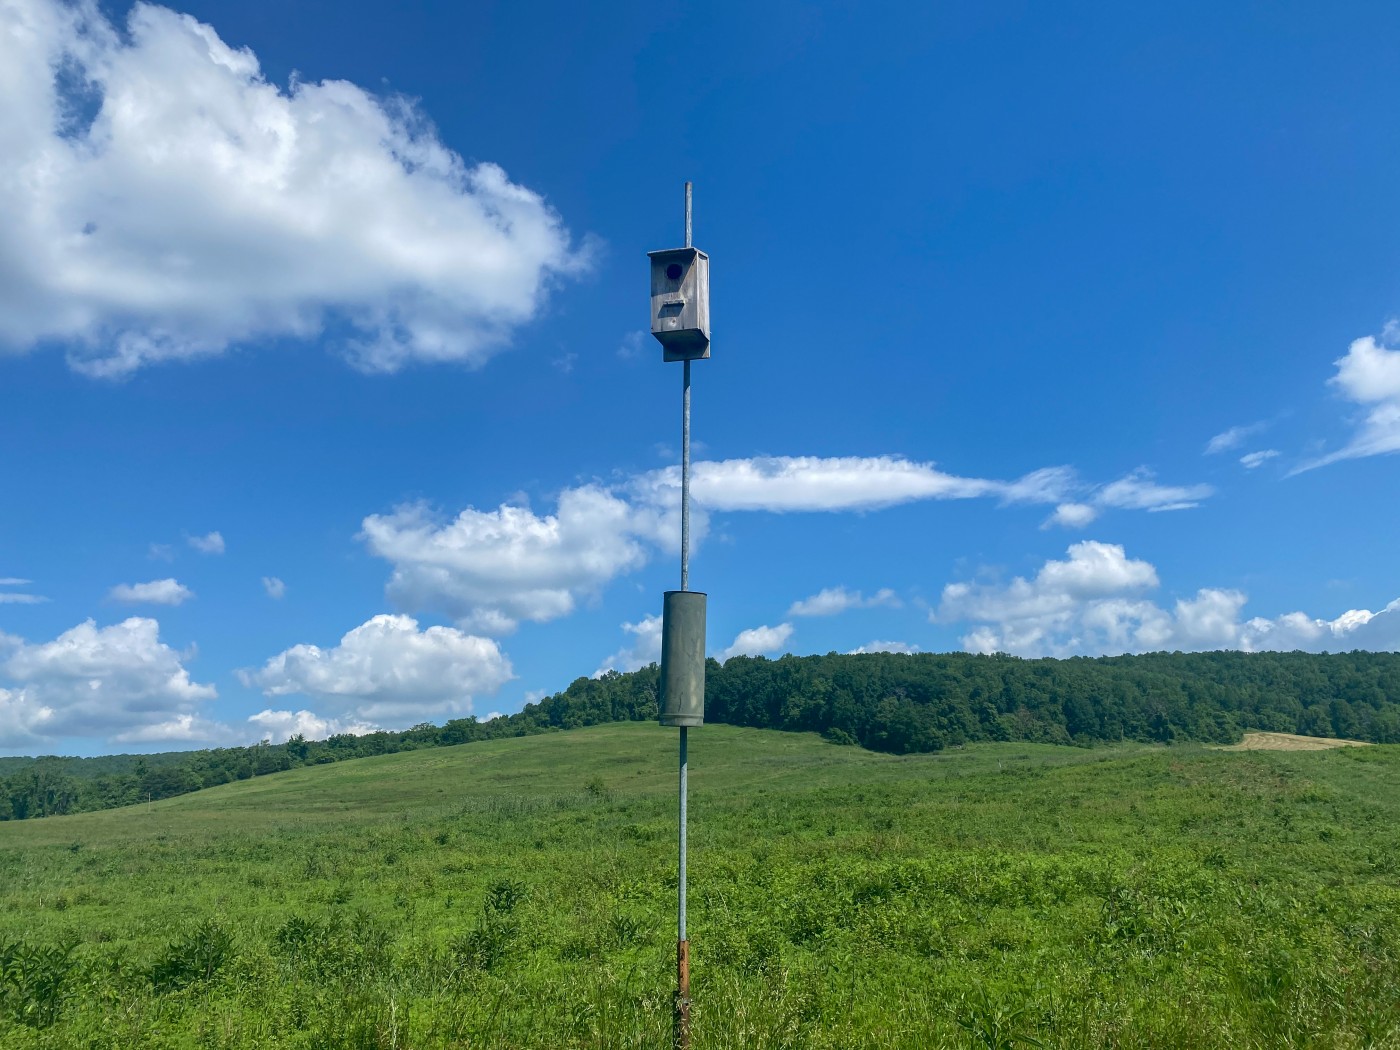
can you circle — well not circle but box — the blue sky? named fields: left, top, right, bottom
left=3, top=0, right=1400, bottom=755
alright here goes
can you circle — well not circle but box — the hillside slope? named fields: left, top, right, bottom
left=9, top=647, right=1400, bottom=825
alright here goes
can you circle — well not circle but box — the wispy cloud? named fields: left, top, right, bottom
left=1205, top=422, right=1269, bottom=455
left=678, top=455, right=1003, bottom=512
left=0, top=578, right=48, bottom=604
left=1042, top=468, right=1214, bottom=529
left=1294, top=325, right=1400, bottom=473
left=1096, top=469, right=1213, bottom=512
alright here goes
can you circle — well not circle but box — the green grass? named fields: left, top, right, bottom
left=0, top=724, right=1397, bottom=1048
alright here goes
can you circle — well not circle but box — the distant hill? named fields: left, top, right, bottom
left=0, top=749, right=203, bottom=779
left=526, top=648, right=1400, bottom=752
left=4, top=648, right=1399, bottom=821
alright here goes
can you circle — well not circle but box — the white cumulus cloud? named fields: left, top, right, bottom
left=848, top=640, right=920, bottom=655
left=717, top=623, right=794, bottom=662
left=188, top=531, right=225, bottom=555
left=787, top=586, right=899, bottom=617
left=0, top=0, right=587, bottom=377
left=364, top=456, right=1212, bottom=630
left=112, top=714, right=239, bottom=746
left=246, top=708, right=376, bottom=743
left=594, top=613, right=663, bottom=676
left=940, top=542, right=1400, bottom=658
left=261, top=576, right=286, bottom=599
left=241, top=613, right=513, bottom=724
left=0, top=617, right=218, bottom=748
left=108, top=577, right=193, bottom=605
left=1044, top=502, right=1098, bottom=529
left=938, top=541, right=1159, bottom=645
left=361, top=487, right=662, bottom=634
left=1236, top=601, right=1400, bottom=652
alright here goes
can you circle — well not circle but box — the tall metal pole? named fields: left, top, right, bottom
left=681, top=362, right=691, bottom=590
left=677, top=725, right=689, bottom=1046
left=676, top=180, right=693, bottom=1050
left=681, top=180, right=693, bottom=594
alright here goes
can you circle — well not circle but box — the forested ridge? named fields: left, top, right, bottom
left=5, top=648, right=1399, bottom=820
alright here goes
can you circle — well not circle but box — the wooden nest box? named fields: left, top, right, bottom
left=648, top=247, right=710, bottom=362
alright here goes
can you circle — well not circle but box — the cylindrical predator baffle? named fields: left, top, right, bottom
left=659, top=590, right=707, bottom=727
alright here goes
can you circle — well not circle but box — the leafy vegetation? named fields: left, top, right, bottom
left=6, top=648, right=1400, bottom=823
left=0, top=724, right=1397, bottom=1047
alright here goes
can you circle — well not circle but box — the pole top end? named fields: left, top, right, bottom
left=683, top=183, right=693, bottom=249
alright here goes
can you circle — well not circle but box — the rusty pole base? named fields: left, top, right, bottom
left=675, top=938, right=691, bottom=1050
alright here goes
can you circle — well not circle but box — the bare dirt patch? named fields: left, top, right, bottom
left=1219, top=731, right=1372, bottom=752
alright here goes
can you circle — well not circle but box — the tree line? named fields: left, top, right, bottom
left=5, top=648, right=1400, bottom=820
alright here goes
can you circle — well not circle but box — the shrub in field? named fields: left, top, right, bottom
left=272, top=909, right=391, bottom=981
left=450, top=879, right=529, bottom=973
left=274, top=915, right=332, bottom=970
left=148, top=919, right=233, bottom=993
left=957, top=989, right=1044, bottom=1049
left=483, top=878, right=527, bottom=915
left=0, top=938, right=77, bottom=1028
left=604, top=910, right=644, bottom=949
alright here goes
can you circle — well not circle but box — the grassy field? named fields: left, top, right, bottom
left=1220, top=731, right=1373, bottom=751
left=0, top=724, right=1397, bottom=1048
